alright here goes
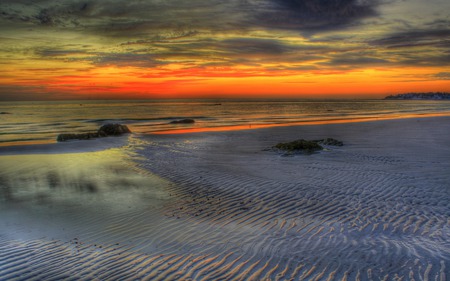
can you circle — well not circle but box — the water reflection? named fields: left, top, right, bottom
left=0, top=149, right=169, bottom=204
left=0, top=148, right=173, bottom=246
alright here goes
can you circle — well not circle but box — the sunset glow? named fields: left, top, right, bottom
left=0, top=0, right=449, bottom=100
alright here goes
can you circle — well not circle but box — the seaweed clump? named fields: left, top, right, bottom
left=272, top=138, right=344, bottom=155
left=274, top=139, right=323, bottom=153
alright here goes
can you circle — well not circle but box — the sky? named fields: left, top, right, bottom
left=0, top=0, right=449, bottom=100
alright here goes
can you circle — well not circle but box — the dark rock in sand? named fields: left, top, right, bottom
left=274, top=139, right=323, bottom=153
left=170, top=118, right=195, bottom=124
left=0, top=112, right=11, bottom=114
left=57, top=123, right=131, bottom=142
left=273, top=137, right=344, bottom=154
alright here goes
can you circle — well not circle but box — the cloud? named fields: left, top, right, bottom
left=433, top=72, right=450, bottom=80
left=369, top=29, right=450, bottom=49
left=0, top=0, right=381, bottom=36
left=94, top=53, right=165, bottom=68
left=120, top=31, right=200, bottom=45
left=35, top=8, right=56, bottom=25
left=425, top=19, right=450, bottom=29
left=217, top=38, right=293, bottom=56
left=1, top=0, right=446, bottom=73
left=398, top=54, right=450, bottom=67
left=367, top=27, right=450, bottom=67
left=28, top=35, right=360, bottom=70
left=36, top=49, right=89, bottom=57
left=325, top=56, right=389, bottom=67
left=0, top=0, right=247, bottom=36
left=0, top=85, right=80, bottom=101
left=254, top=0, right=380, bottom=32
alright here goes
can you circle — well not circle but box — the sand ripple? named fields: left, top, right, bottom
left=1, top=118, right=450, bottom=280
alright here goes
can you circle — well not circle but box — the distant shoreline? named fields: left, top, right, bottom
left=384, top=92, right=450, bottom=100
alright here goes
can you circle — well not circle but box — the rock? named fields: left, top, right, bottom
left=272, top=137, right=344, bottom=154
left=57, top=123, right=131, bottom=142
left=170, top=119, right=195, bottom=124
left=97, top=123, right=131, bottom=136
left=274, top=139, right=323, bottom=153
left=57, top=132, right=100, bottom=142
left=0, top=112, right=11, bottom=114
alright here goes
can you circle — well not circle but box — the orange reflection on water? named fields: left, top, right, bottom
left=0, top=139, right=54, bottom=147
left=152, top=112, right=450, bottom=135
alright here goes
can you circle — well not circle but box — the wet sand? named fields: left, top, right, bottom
left=1, top=116, right=449, bottom=280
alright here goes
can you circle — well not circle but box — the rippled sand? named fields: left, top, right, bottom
left=1, top=117, right=449, bottom=280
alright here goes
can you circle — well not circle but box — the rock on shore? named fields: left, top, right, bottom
left=57, top=124, right=131, bottom=142
left=273, top=138, right=343, bottom=154
left=97, top=123, right=131, bottom=136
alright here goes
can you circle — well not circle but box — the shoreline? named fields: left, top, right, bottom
left=151, top=111, right=450, bottom=135
left=0, top=134, right=130, bottom=155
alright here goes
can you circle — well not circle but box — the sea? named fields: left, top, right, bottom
left=1, top=99, right=450, bottom=145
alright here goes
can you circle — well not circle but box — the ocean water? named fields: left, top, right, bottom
left=1, top=99, right=450, bottom=145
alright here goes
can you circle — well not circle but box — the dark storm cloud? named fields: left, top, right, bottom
left=255, top=0, right=380, bottom=32
left=35, top=8, right=55, bottom=25
left=0, top=0, right=381, bottom=35
left=0, top=0, right=245, bottom=35
left=0, top=0, right=82, bottom=27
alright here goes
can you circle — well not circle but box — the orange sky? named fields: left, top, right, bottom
left=0, top=0, right=449, bottom=100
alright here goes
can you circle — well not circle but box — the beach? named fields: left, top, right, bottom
left=1, top=116, right=449, bottom=280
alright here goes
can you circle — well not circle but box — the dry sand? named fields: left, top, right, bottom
left=0, top=116, right=449, bottom=280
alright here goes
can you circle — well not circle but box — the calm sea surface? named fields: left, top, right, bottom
left=1, top=99, right=450, bottom=145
